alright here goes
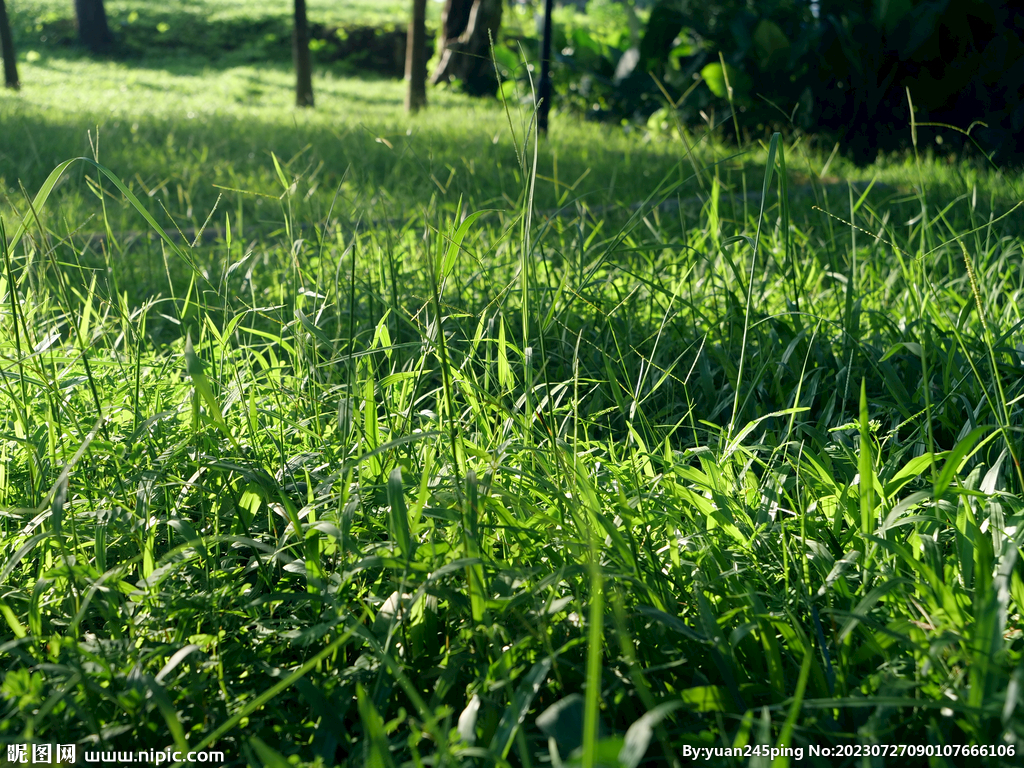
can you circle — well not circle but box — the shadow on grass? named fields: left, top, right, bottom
left=0, top=96, right=708, bottom=226
left=2, top=63, right=1020, bottom=278
left=2, top=99, right=1021, bottom=455
left=9, top=4, right=433, bottom=78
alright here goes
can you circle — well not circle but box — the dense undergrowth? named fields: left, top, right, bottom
left=1, top=43, right=1024, bottom=767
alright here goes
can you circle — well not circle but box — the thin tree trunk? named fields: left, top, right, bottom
left=74, top=0, right=113, bottom=53
left=405, top=0, right=428, bottom=112
left=293, top=0, right=314, bottom=107
left=431, top=0, right=502, bottom=96
left=537, top=0, right=553, bottom=134
left=0, top=0, right=19, bottom=90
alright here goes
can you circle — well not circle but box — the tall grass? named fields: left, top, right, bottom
left=1, top=61, right=1024, bottom=767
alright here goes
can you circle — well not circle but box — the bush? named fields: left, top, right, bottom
left=500, top=0, right=1024, bottom=166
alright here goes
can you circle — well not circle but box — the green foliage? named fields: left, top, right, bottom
left=2, top=46, right=1024, bottom=767
left=502, top=0, right=1024, bottom=166
left=6, top=0, right=438, bottom=74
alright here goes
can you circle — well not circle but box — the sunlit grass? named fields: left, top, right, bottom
left=3, top=55, right=1020, bottom=240
left=1, top=42, right=1024, bottom=768
left=9, top=0, right=445, bottom=38
left=2, top=56, right=705, bottom=234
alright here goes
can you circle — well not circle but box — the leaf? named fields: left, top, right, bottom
left=883, top=453, right=935, bottom=498
left=457, top=694, right=482, bottom=745
left=537, top=694, right=586, bottom=754
left=935, top=425, right=993, bottom=498
left=184, top=331, right=230, bottom=436
left=1, top=533, right=51, bottom=584
left=836, top=578, right=916, bottom=643
left=155, top=644, right=203, bottom=684
left=357, top=683, right=396, bottom=768
left=700, top=61, right=750, bottom=99
left=752, top=19, right=789, bottom=70
left=775, top=653, right=811, bottom=763
left=614, top=46, right=641, bottom=83
left=874, top=0, right=913, bottom=33
left=187, top=630, right=355, bottom=756
left=6, top=158, right=217, bottom=304
left=577, top=737, right=625, bottom=766
left=338, top=397, right=355, bottom=438
left=249, top=736, right=292, bottom=768
left=639, top=1, right=686, bottom=72
left=497, top=317, right=514, bottom=392
left=372, top=311, right=393, bottom=359
left=723, top=406, right=808, bottom=461
left=133, top=674, right=189, bottom=753
left=0, top=598, right=27, bottom=639
left=701, top=62, right=728, bottom=98
left=50, top=474, right=67, bottom=537
left=619, top=701, right=683, bottom=768
left=571, top=28, right=601, bottom=55
left=363, top=370, right=381, bottom=475
left=270, top=152, right=290, bottom=193
left=635, top=604, right=709, bottom=643
left=492, top=44, right=520, bottom=72
left=387, top=467, right=415, bottom=560
left=295, top=307, right=332, bottom=347
left=293, top=677, right=348, bottom=738
left=498, top=79, right=518, bottom=101
left=488, top=657, right=553, bottom=759
left=858, top=379, right=875, bottom=554
left=680, top=685, right=730, bottom=713
left=760, top=131, right=779, bottom=208
left=441, top=208, right=490, bottom=279
left=749, top=595, right=784, bottom=700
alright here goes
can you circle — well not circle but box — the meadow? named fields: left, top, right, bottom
left=1, top=21, right=1024, bottom=768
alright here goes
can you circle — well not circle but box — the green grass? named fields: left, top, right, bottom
left=9, top=0, right=445, bottom=42
left=1, top=55, right=702, bottom=236
left=1, top=48, right=1024, bottom=768
left=8, top=0, right=625, bottom=51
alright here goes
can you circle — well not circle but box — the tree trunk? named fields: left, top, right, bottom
left=431, top=0, right=502, bottom=96
left=405, top=0, right=428, bottom=111
left=293, top=0, right=314, bottom=107
left=0, top=0, right=19, bottom=90
left=74, top=0, right=113, bottom=53
left=537, top=0, right=553, bottom=134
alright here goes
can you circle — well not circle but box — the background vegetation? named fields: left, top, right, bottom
left=5, top=1, right=1023, bottom=165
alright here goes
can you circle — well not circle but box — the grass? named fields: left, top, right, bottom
left=0, top=54, right=704, bottom=225
left=9, top=0, right=446, bottom=42
left=8, top=0, right=627, bottom=50
left=1, top=43, right=1024, bottom=768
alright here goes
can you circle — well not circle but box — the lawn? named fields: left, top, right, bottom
left=1, top=23, right=1024, bottom=768
left=7, top=0, right=444, bottom=40
left=7, top=0, right=629, bottom=45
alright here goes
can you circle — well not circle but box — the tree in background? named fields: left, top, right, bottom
left=0, top=0, right=19, bottom=89
left=431, top=0, right=502, bottom=96
left=405, top=0, right=428, bottom=111
left=541, top=0, right=1023, bottom=164
left=537, top=0, right=553, bottom=133
left=293, top=0, right=314, bottom=107
left=75, top=0, right=113, bottom=53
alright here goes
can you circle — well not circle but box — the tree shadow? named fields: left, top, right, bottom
left=1, top=89, right=1018, bottom=257
left=8, top=4, right=435, bottom=78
